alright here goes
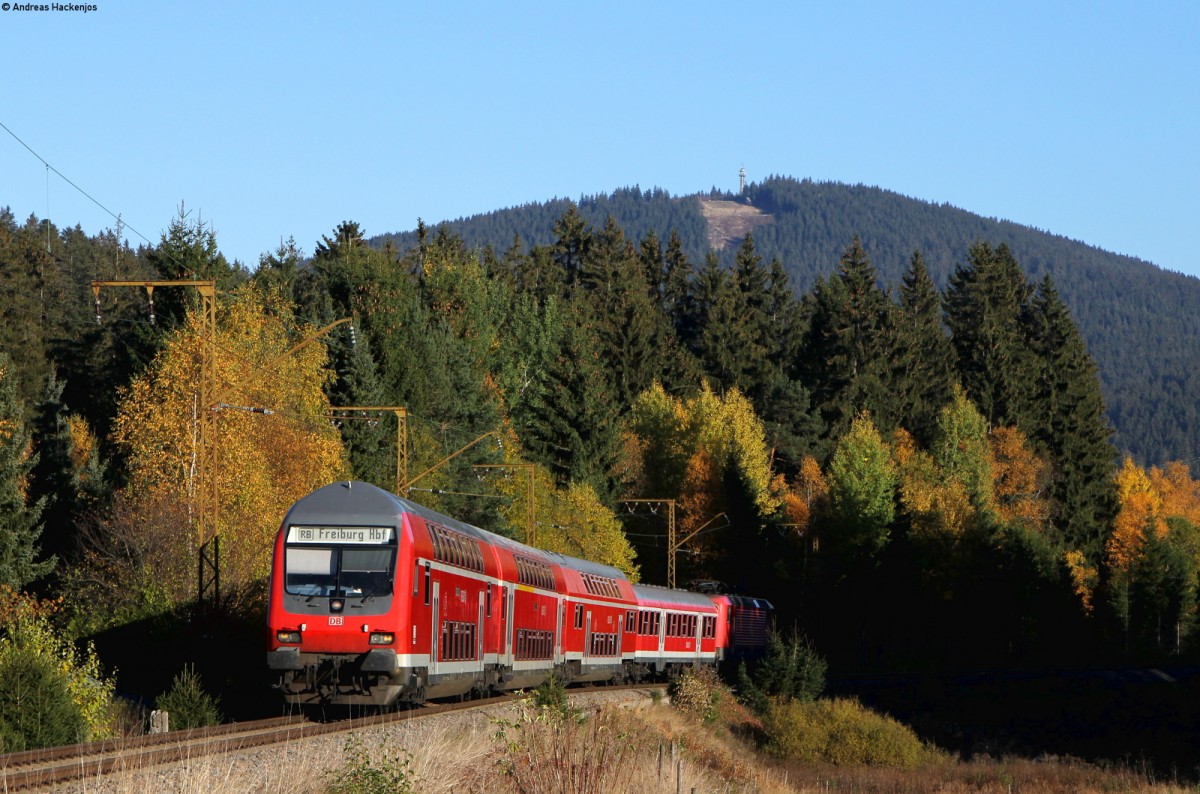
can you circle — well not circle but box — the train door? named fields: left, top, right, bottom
left=555, top=599, right=565, bottom=660
left=504, top=585, right=515, bottom=663
left=430, top=581, right=441, bottom=674
left=585, top=611, right=592, bottom=659
left=694, top=614, right=703, bottom=660
left=617, top=612, right=624, bottom=658
left=658, top=609, right=666, bottom=654
left=477, top=592, right=485, bottom=661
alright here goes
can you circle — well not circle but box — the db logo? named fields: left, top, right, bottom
left=328, top=615, right=344, bottom=626
left=1, top=4, right=10, bottom=10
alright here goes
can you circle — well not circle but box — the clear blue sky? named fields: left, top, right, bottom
left=3, top=1, right=1197, bottom=278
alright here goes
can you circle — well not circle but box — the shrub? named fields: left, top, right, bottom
left=326, top=734, right=417, bottom=794
left=155, top=664, right=222, bottom=729
left=668, top=665, right=722, bottom=723
left=0, top=645, right=86, bottom=750
left=736, top=629, right=826, bottom=715
left=0, top=587, right=118, bottom=741
left=763, top=697, right=934, bottom=767
left=531, top=671, right=576, bottom=720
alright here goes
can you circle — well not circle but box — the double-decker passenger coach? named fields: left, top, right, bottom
left=267, top=481, right=773, bottom=707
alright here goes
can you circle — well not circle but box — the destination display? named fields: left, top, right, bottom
left=287, top=525, right=394, bottom=544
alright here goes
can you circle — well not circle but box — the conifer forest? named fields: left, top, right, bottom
left=1, top=178, right=1200, bottom=753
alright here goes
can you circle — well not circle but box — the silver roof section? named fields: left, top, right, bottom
left=632, top=583, right=716, bottom=609
left=283, top=481, right=628, bottom=581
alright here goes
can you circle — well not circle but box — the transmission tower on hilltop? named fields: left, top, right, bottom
left=739, top=165, right=746, bottom=195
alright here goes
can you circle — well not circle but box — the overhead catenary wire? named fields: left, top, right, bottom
left=0, top=118, right=157, bottom=249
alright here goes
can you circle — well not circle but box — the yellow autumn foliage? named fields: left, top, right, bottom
left=1105, top=457, right=1166, bottom=575
left=492, top=460, right=638, bottom=580
left=112, top=290, right=347, bottom=598
left=629, top=381, right=780, bottom=524
left=1149, top=461, right=1200, bottom=529
left=988, top=426, right=1051, bottom=531
left=893, top=428, right=973, bottom=543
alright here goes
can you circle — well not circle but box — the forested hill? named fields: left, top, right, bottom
left=372, top=176, right=1200, bottom=469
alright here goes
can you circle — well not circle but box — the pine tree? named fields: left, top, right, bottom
left=0, top=353, right=55, bottom=588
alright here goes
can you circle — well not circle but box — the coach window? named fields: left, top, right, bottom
left=340, top=548, right=393, bottom=596
left=424, top=562, right=432, bottom=606
left=284, top=547, right=334, bottom=596
left=284, top=541, right=394, bottom=598
left=574, top=603, right=584, bottom=629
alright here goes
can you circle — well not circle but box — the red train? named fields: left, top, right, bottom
left=266, top=481, right=773, bottom=706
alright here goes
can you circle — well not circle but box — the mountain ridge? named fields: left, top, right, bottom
left=370, top=177, right=1200, bottom=469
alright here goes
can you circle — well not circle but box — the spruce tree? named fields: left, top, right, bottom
left=253, top=236, right=303, bottom=300
left=693, top=252, right=765, bottom=395
left=799, top=238, right=899, bottom=450
left=1025, top=276, right=1117, bottom=559
left=943, top=242, right=1036, bottom=430
left=661, top=229, right=695, bottom=344
left=28, top=369, right=77, bottom=564
left=0, top=353, right=55, bottom=588
left=551, top=204, right=591, bottom=288
left=638, top=229, right=665, bottom=304
left=732, top=235, right=776, bottom=400
left=521, top=317, right=623, bottom=501
left=327, top=322, right=394, bottom=491
left=895, top=251, right=956, bottom=447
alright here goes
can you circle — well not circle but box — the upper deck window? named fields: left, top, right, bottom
left=514, top=555, right=554, bottom=590
left=429, top=522, right=484, bottom=573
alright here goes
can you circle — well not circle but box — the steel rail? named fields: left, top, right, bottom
left=0, top=684, right=660, bottom=791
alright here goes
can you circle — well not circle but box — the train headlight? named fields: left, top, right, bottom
left=276, top=630, right=301, bottom=644
left=330, top=598, right=345, bottom=613
left=368, top=632, right=395, bottom=646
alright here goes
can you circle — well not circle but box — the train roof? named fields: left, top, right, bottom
left=282, top=480, right=408, bottom=528
left=632, top=583, right=717, bottom=610
left=284, top=481, right=629, bottom=582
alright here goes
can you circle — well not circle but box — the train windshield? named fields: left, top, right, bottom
left=283, top=525, right=396, bottom=598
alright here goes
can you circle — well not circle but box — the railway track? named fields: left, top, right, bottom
left=0, top=684, right=656, bottom=791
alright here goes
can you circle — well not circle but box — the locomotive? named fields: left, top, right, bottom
left=266, top=481, right=773, bottom=707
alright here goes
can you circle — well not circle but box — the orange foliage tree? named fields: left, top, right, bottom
left=1105, top=457, right=1166, bottom=576
left=491, top=459, right=638, bottom=580
left=110, top=289, right=347, bottom=605
left=626, top=382, right=781, bottom=571
left=988, top=425, right=1051, bottom=532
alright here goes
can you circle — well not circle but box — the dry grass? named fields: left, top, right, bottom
left=772, top=756, right=1196, bottom=793
left=55, top=692, right=1196, bottom=794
